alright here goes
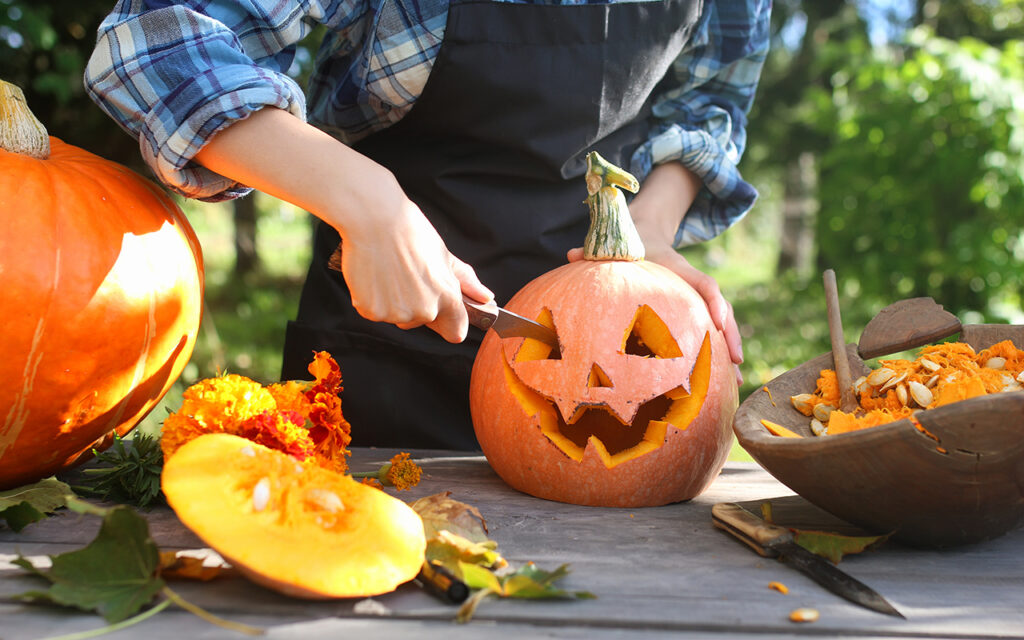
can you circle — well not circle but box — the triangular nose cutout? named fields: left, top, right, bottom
left=587, top=364, right=613, bottom=388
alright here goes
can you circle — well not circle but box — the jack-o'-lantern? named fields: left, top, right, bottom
left=469, top=152, right=737, bottom=507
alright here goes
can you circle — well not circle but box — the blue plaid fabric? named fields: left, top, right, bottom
left=85, top=0, right=770, bottom=245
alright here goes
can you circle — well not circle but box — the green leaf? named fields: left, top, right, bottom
left=13, top=505, right=165, bottom=622
left=0, top=478, right=70, bottom=531
left=793, top=529, right=891, bottom=564
left=457, top=561, right=503, bottom=593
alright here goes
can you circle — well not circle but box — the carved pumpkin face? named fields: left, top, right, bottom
left=470, top=260, right=738, bottom=507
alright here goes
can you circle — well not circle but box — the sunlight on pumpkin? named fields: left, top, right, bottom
left=502, top=307, right=714, bottom=468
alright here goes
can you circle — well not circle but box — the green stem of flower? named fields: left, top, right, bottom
left=160, top=585, right=265, bottom=636
left=38, top=599, right=172, bottom=640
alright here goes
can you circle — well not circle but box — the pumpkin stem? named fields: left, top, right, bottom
left=583, top=151, right=644, bottom=261
left=0, top=79, right=50, bottom=159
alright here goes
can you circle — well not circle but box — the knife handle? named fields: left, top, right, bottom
left=712, top=502, right=792, bottom=558
left=463, top=295, right=498, bottom=331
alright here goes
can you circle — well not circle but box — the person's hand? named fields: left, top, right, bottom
left=334, top=167, right=493, bottom=343
left=566, top=161, right=743, bottom=384
left=193, top=107, right=492, bottom=343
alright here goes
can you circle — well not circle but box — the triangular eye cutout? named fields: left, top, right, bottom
left=623, top=305, right=683, bottom=358
left=587, top=364, right=613, bottom=388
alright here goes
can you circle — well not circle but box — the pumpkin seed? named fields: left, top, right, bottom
left=812, top=403, right=835, bottom=422
left=867, top=367, right=896, bottom=387
left=926, top=374, right=940, bottom=388
left=896, top=383, right=908, bottom=406
left=1018, top=371, right=1024, bottom=384
left=908, top=380, right=933, bottom=408
left=252, top=477, right=271, bottom=512
left=919, top=358, right=941, bottom=372
left=790, top=607, right=820, bottom=623
left=810, top=418, right=827, bottom=436
left=854, top=375, right=869, bottom=395
left=880, top=371, right=908, bottom=392
left=790, top=393, right=814, bottom=415
left=306, top=488, right=345, bottom=514
left=985, top=357, right=1007, bottom=370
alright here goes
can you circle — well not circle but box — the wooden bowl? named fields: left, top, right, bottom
left=733, top=324, right=1024, bottom=548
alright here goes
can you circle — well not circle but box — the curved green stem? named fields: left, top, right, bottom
left=39, top=599, right=171, bottom=640
left=583, top=151, right=645, bottom=261
left=161, top=585, right=265, bottom=636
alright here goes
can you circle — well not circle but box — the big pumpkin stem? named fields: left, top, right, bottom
left=0, top=79, right=50, bottom=159
left=583, top=151, right=644, bottom=261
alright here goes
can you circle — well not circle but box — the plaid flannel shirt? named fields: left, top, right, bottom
left=85, top=0, right=770, bottom=246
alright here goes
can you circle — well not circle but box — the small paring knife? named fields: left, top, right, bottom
left=463, top=296, right=560, bottom=353
left=712, top=502, right=904, bottom=618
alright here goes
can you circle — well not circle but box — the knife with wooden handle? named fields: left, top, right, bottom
left=712, top=503, right=904, bottom=618
left=463, top=296, right=560, bottom=353
left=327, top=242, right=559, bottom=351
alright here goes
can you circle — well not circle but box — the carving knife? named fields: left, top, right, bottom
left=463, top=296, right=560, bottom=352
left=712, top=502, right=904, bottom=618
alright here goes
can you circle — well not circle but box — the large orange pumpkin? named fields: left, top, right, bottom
left=469, top=152, right=737, bottom=507
left=0, top=80, right=204, bottom=489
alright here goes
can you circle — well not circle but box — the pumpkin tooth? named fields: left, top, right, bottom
left=252, top=477, right=271, bottom=512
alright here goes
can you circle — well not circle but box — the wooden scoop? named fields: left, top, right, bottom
left=822, top=270, right=858, bottom=413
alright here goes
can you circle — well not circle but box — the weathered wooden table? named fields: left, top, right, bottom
left=3, top=448, right=1023, bottom=639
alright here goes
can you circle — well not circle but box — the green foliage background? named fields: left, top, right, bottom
left=2, top=0, right=1022, bottom=452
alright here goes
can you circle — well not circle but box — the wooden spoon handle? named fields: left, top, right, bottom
left=823, top=270, right=857, bottom=412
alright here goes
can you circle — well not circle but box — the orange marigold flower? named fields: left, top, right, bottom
left=237, top=410, right=316, bottom=460
left=385, top=452, right=423, bottom=491
left=351, top=452, right=423, bottom=490
left=360, top=477, right=384, bottom=489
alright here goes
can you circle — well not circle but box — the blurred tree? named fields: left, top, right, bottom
left=813, top=28, right=1024, bottom=319
left=921, top=0, right=1024, bottom=44
left=0, top=0, right=147, bottom=168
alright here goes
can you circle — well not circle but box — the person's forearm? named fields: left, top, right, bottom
left=629, top=161, right=703, bottom=251
left=193, top=106, right=393, bottom=243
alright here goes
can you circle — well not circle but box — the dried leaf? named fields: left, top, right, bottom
left=410, top=491, right=489, bottom=542
left=793, top=529, right=891, bottom=564
left=426, top=529, right=506, bottom=574
left=0, top=478, right=70, bottom=531
left=158, top=551, right=231, bottom=582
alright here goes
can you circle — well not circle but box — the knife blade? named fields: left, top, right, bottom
left=712, top=502, right=904, bottom=618
left=463, top=296, right=560, bottom=353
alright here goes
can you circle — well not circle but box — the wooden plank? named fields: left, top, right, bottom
left=1, top=451, right=1023, bottom=639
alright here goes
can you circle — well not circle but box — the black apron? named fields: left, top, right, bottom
left=283, top=0, right=703, bottom=450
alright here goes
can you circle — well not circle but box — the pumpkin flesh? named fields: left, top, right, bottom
left=162, top=433, right=426, bottom=599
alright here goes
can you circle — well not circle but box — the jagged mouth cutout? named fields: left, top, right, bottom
left=502, top=305, right=711, bottom=468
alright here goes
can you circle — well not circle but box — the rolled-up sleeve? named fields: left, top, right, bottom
left=629, top=0, right=771, bottom=247
left=84, top=0, right=359, bottom=201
